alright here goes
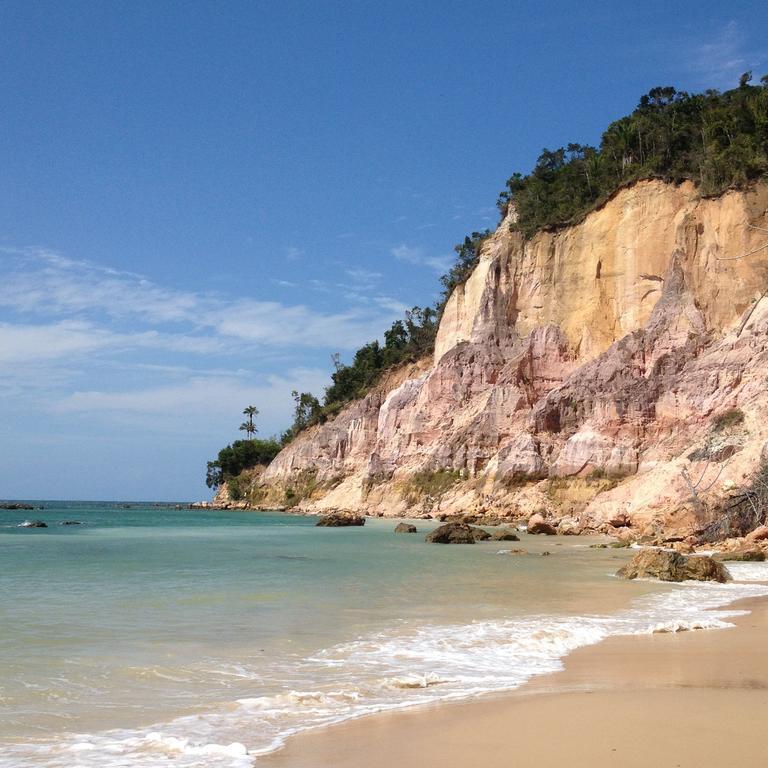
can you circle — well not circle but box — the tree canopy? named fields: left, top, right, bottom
left=205, top=438, right=282, bottom=489
left=498, top=79, right=768, bottom=237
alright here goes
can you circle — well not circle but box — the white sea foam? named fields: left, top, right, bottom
left=3, top=572, right=767, bottom=767
left=722, top=561, right=768, bottom=582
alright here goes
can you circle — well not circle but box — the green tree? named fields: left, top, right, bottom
left=240, top=405, right=259, bottom=439
left=205, top=438, right=282, bottom=489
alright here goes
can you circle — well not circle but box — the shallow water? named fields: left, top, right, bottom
left=2, top=503, right=767, bottom=767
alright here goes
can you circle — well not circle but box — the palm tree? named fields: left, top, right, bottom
left=240, top=406, right=259, bottom=440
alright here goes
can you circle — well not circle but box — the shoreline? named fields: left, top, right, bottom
left=259, top=593, right=768, bottom=767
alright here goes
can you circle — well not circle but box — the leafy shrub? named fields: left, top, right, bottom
left=206, top=439, right=282, bottom=489
left=712, top=408, right=745, bottom=432
left=404, top=469, right=461, bottom=502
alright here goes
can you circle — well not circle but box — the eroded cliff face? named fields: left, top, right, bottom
left=256, top=179, right=768, bottom=540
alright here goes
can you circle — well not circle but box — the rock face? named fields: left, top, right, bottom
left=315, top=513, right=365, bottom=528
left=617, top=549, right=731, bottom=582
left=394, top=522, right=417, bottom=534
left=250, top=180, right=768, bottom=542
left=425, top=522, right=485, bottom=544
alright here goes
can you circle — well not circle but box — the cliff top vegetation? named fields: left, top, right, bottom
left=499, top=77, right=768, bottom=237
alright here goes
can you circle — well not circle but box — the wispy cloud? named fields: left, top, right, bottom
left=391, top=244, right=451, bottom=274
left=0, top=247, right=404, bottom=353
left=55, top=368, right=329, bottom=421
left=687, top=21, right=765, bottom=89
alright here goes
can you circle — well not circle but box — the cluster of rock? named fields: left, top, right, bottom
left=17, top=519, right=84, bottom=528
left=616, top=549, right=731, bottom=583
left=425, top=522, right=490, bottom=543
left=423, top=521, right=522, bottom=544
left=315, top=512, right=365, bottom=527
left=1, top=503, right=35, bottom=510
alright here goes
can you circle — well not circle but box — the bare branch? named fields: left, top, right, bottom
left=715, top=242, right=768, bottom=261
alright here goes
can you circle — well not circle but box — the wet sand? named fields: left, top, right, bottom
left=260, top=595, right=768, bottom=768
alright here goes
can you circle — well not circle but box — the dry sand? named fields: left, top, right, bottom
left=260, top=596, right=768, bottom=768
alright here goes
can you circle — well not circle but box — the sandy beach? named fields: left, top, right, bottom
left=261, top=595, right=768, bottom=768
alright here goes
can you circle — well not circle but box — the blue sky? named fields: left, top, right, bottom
left=1, top=1, right=766, bottom=501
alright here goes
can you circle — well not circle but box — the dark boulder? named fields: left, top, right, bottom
left=316, top=513, right=365, bottom=527
left=60, top=520, right=83, bottom=526
left=526, top=513, right=557, bottom=536
left=426, top=522, right=478, bottom=544
left=19, top=519, right=47, bottom=528
left=488, top=528, right=520, bottom=541
left=394, top=522, right=418, bottom=534
left=617, top=549, right=730, bottom=583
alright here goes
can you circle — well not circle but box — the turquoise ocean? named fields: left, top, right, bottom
left=2, top=502, right=768, bottom=767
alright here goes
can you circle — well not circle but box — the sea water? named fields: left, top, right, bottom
left=2, top=502, right=768, bottom=767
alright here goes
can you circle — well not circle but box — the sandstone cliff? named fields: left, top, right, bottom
left=252, top=179, right=768, bottom=541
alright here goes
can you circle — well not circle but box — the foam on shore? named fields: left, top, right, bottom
left=3, top=563, right=768, bottom=768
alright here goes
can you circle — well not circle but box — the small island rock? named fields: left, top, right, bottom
left=316, top=513, right=365, bottom=527
left=526, top=512, right=557, bottom=536
left=617, top=549, right=730, bottom=583
left=19, top=519, right=47, bottom=528
left=489, top=528, right=520, bottom=541
left=394, top=523, right=417, bottom=534
left=426, top=522, right=481, bottom=544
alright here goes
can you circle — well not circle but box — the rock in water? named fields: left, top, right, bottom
left=60, top=520, right=83, bottom=526
left=489, top=528, right=520, bottom=541
left=526, top=512, right=557, bottom=536
left=19, top=519, right=47, bottom=528
left=315, top=513, right=365, bottom=527
left=471, top=527, right=492, bottom=541
left=617, top=549, right=730, bottom=583
left=394, top=523, right=417, bottom=534
left=426, top=522, right=481, bottom=544
left=714, top=549, right=765, bottom=562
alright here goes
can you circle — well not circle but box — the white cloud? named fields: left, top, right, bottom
left=688, top=21, right=765, bottom=89
left=391, top=244, right=423, bottom=264
left=53, top=368, right=330, bottom=436
left=0, top=247, right=404, bottom=353
left=391, top=244, right=451, bottom=274
left=0, top=320, right=117, bottom=364
left=345, top=267, right=382, bottom=285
